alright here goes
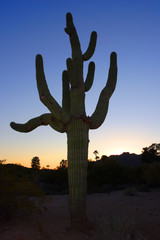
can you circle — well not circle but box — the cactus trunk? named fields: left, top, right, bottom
left=67, top=119, right=89, bottom=225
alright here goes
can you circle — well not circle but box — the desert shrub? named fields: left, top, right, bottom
left=128, top=165, right=147, bottom=186
left=142, top=161, right=160, bottom=187
left=87, top=159, right=128, bottom=192
left=0, top=164, right=44, bottom=221
left=94, top=206, right=146, bottom=240
left=97, top=184, right=113, bottom=193
left=39, top=167, right=68, bottom=194
left=52, top=167, right=68, bottom=194
left=136, top=184, right=150, bottom=192
left=124, top=187, right=138, bottom=196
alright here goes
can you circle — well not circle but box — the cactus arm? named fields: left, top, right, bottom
left=89, top=52, right=117, bottom=129
left=66, top=58, right=77, bottom=88
left=82, top=31, right=97, bottom=61
left=36, top=54, right=71, bottom=124
left=65, top=12, right=83, bottom=89
left=64, top=12, right=82, bottom=59
left=48, top=115, right=66, bottom=133
left=84, top=61, right=95, bottom=92
left=62, top=70, right=71, bottom=112
left=10, top=113, right=66, bottom=133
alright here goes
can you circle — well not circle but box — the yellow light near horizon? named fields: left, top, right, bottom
left=88, top=134, right=144, bottom=160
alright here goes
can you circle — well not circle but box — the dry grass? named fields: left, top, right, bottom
left=1, top=189, right=160, bottom=240
left=92, top=206, right=147, bottom=240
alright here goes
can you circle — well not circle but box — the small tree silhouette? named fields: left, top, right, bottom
left=0, top=159, right=6, bottom=164
left=142, top=143, right=160, bottom=163
left=31, top=156, right=40, bottom=170
left=93, top=150, right=100, bottom=161
left=60, top=159, right=68, bottom=168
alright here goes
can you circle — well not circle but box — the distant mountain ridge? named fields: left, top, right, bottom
left=101, top=152, right=142, bottom=167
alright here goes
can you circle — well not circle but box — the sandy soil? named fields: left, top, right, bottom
left=0, top=189, right=160, bottom=240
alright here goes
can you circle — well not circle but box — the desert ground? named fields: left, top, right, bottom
left=0, top=188, right=160, bottom=240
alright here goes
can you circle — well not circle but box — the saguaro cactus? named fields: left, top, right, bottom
left=10, top=13, right=117, bottom=227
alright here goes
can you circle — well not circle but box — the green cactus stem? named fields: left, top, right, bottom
left=84, top=61, right=95, bottom=92
left=10, top=12, right=117, bottom=228
left=10, top=113, right=65, bottom=133
left=67, top=119, right=89, bottom=224
left=82, top=31, right=97, bottom=61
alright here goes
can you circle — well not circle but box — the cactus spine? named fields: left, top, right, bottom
left=10, top=13, right=117, bottom=227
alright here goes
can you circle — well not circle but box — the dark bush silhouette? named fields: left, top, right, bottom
left=1, top=150, right=160, bottom=222
left=142, top=143, right=160, bottom=164
left=0, top=164, right=44, bottom=221
left=142, top=162, right=160, bottom=187
left=87, top=158, right=129, bottom=192
left=39, top=167, right=68, bottom=195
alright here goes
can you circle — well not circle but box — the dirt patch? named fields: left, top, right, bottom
left=0, top=189, right=160, bottom=240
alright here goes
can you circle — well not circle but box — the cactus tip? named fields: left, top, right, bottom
left=10, top=122, right=15, bottom=129
left=66, top=12, right=73, bottom=23
left=111, top=52, right=117, bottom=57
left=110, top=52, right=117, bottom=65
left=92, top=31, right=97, bottom=38
left=36, top=54, right=42, bottom=60
left=65, top=13, right=73, bottom=35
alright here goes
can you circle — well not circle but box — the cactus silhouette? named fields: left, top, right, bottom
left=10, top=13, right=117, bottom=227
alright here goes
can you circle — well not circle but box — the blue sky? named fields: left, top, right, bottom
left=0, top=0, right=160, bottom=168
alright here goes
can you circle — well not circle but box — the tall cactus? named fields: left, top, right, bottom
left=10, top=13, right=117, bottom=228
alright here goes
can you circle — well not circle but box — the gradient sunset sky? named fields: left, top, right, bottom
left=1, top=0, right=160, bottom=169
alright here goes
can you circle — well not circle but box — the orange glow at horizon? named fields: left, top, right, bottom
left=2, top=134, right=149, bottom=169
left=1, top=125, right=155, bottom=169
